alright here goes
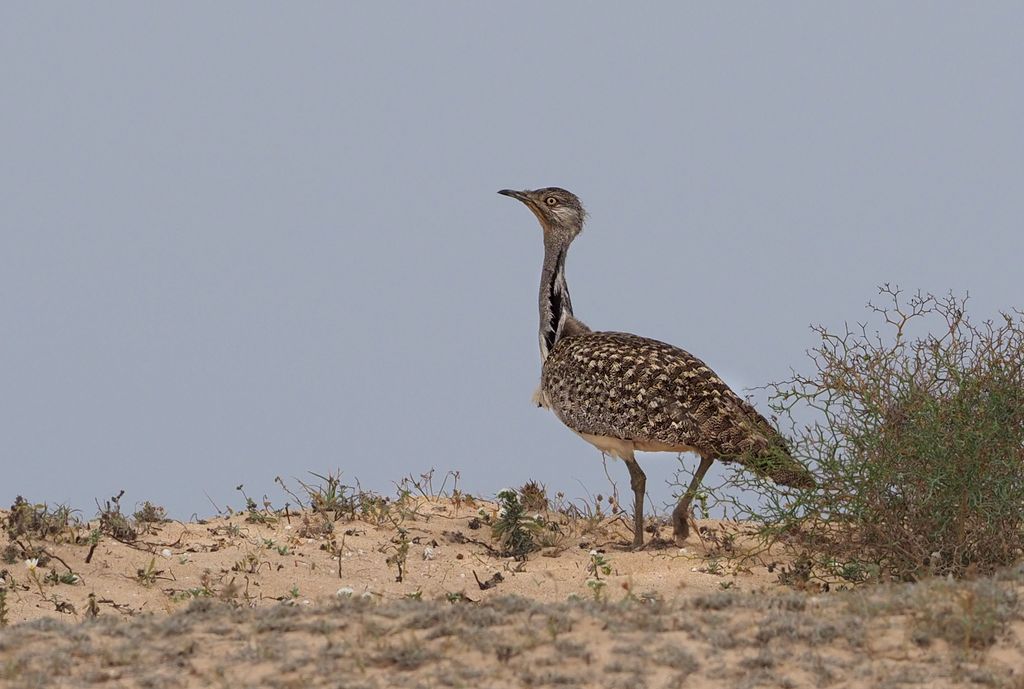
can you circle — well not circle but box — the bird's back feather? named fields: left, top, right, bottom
left=541, top=331, right=814, bottom=488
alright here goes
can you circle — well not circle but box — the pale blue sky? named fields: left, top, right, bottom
left=2, top=3, right=1022, bottom=517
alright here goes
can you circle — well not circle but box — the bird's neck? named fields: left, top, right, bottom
left=539, top=240, right=580, bottom=361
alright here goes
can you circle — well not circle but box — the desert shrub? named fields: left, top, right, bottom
left=297, top=471, right=358, bottom=520
left=98, top=491, right=138, bottom=542
left=491, top=489, right=541, bottom=560
left=5, top=497, right=76, bottom=542
left=518, top=480, right=549, bottom=512
left=731, top=287, right=1024, bottom=581
left=132, top=501, right=167, bottom=525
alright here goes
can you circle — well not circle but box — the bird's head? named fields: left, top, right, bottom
left=498, top=187, right=586, bottom=243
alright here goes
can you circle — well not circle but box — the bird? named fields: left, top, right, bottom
left=498, top=186, right=815, bottom=548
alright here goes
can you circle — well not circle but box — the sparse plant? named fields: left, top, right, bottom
left=399, top=468, right=438, bottom=499
left=586, top=550, right=612, bottom=601
left=0, top=586, right=8, bottom=627
left=491, top=489, right=541, bottom=560
left=232, top=550, right=264, bottom=574
left=587, top=550, right=612, bottom=580
left=554, top=491, right=612, bottom=542
left=298, top=471, right=355, bottom=520
left=172, top=587, right=212, bottom=602
left=5, top=497, right=77, bottom=542
left=132, top=501, right=166, bottom=524
left=382, top=527, right=411, bottom=582
left=132, top=501, right=167, bottom=534
left=532, top=513, right=568, bottom=551
left=731, top=287, right=1024, bottom=581
left=44, top=569, right=80, bottom=586
left=518, top=480, right=548, bottom=512
left=24, top=558, right=45, bottom=596
left=216, top=523, right=243, bottom=538
left=84, top=528, right=102, bottom=564
left=3, top=498, right=80, bottom=570
left=360, top=490, right=399, bottom=526
left=136, top=557, right=161, bottom=586
left=585, top=578, right=607, bottom=600
left=98, top=491, right=138, bottom=542
left=297, top=512, right=334, bottom=539
left=171, top=569, right=218, bottom=602
left=236, top=485, right=278, bottom=525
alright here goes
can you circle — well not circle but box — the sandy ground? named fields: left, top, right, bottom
left=2, top=495, right=1023, bottom=688
left=1, top=496, right=788, bottom=620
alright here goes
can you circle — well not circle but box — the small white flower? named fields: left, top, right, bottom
left=24, top=558, right=39, bottom=572
left=161, top=548, right=172, bottom=558
left=360, top=590, right=373, bottom=600
left=284, top=525, right=292, bottom=530
left=589, top=549, right=599, bottom=557
left=336, top=587, right=354, bottom=597
left=422, top=546, right=435, bottom=561
left=67, top=574, right=80, bottom=584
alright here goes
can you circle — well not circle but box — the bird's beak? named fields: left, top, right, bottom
left=498, top=189, right=530, bottom=203
left=499, top=188, right=550, bottom=230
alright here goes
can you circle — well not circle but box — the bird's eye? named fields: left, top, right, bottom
left=545, top=196, right=558, bottom=206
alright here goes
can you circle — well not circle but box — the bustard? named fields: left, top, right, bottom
left=499, top=186, right=814, bottom=548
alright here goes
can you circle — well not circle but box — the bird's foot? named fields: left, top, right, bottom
left=672, top=522, right=690, bottom=548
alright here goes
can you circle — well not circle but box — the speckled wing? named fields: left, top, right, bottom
left=541, top=331, right=814, bottom=487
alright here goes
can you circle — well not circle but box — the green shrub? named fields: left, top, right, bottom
left=733, top=287, right=1024, bottom=581
left=491, top=489, right=540, bottom=560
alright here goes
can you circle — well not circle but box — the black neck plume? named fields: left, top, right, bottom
left=539, top=244, right=573, bottom=359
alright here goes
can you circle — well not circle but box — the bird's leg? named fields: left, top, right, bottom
left=672, top=455, right=714, bottom=547
left=623, top=457, right=646, bottom=549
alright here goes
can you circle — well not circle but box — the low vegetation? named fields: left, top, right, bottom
left=2, top=286, right=1023, bottom=687
left=713, top=286, right=1024, bottom=582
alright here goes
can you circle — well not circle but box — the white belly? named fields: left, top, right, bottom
left=575, top=431, right=700, bottom=461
